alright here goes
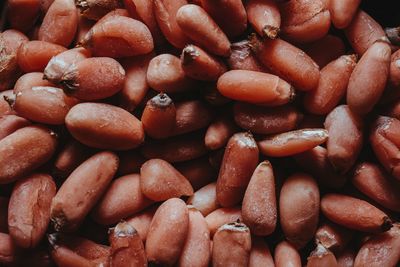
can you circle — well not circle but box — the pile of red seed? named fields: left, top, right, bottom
left=1, top=0, right=400, bottom=266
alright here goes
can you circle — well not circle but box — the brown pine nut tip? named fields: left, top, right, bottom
left=113, top=221, right=137, bottom=237
left=3, top=94, right=15, bottom=107
left=248, top=33, right=262, bottom=52
left=51, top=212, right=68, bottom=232
left=150, top=93, right=173, bottom=108
left=345, top=54, right=358, bottom=65
left=381, top=216, right=393, bottom=232
left=60, top=66, right=79, bottom=93
left=385, top=26, right=400, bottom=46
left=262, top=25, right=280, bottom=39
left=181, top=45, right=200, bottom=65
left=76, top=0, right=90, bottom=10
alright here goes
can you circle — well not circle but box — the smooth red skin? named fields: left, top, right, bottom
left=6, top=0, right=40, bottom=32
left=329, top=0, right=361, bottom=29
left=345, top=10, right=386, bottom=56
left=205, top=207, right=242, bottom=237
left=0, top=197, right=8, bottom=233
left=0, top=126, right=58, bottom=184
left=227, top=40, right=267, bottom=72
left=0, top=233, right=16, bottom=264
left=246, top=0, right=280, bottom=38
left=187, top=182, right=219, bottom=217
left=201, top=0, right=247, bottom=38
left=8, top=173, right=56, bottom=248
left=303, top=35, right=346, bottom=68
left=0, top=115, right=31, bottom=141
left=126, top=206, right=157, bottom=242
left=66, top=103, right=145, bottom=150
left=274, top=241, right=302, bottom=267
left=17, top=41, right=67, bottom=73
left=13, top=72, right=54, bottom=93
left=175, top=157, right=216, bottom=190
left=249, top=237, right=274, bottom=267
left=0, top=90, right=17, bottom=116
left=82, top=15, right=154, bottom=58
left=38, top=0, right=78, bottom=47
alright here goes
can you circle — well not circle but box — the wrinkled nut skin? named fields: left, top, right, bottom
left=8, top=173, right=56, bottom=248
left=227, top=40, right=267, bottom=72
left=205, top=207, right=242, bottom=237
left=274, top=240, right=302, bottom=267
left=145, top=198, right=189, bottom=266
left=50, top=151, right=119, bottom=232
left=77, top=0, right=122, bottom=20
left=0, top=115, right=31, bottom=141
left=66, top=103, right=145, bottom=150
left=0, top=126, right=58, bottom=184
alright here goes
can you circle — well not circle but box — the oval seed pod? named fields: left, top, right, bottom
left=0, top=115, right=31, bottom=141
left=146, top=54, right=196, bottom=94
left=0, top=90, right=17, bottom=116
left=324, top=105, right=363, bottom=173
left=13, top=86, right=79, bottom=125
left=140, top=159, right=194, bottom=201
left=303, top=35, right=346, bottom=68
left=60, top=57, right=125, bottom=100
left=320, top=194, right=392, bottom=233
left=217, top=70, right=295, bottom=106
left=354, top=223, right=400, bottom=267
left=13, top=72, right=54, bottom=93
left=66, top=103, right=144, bottom=150
left=0, top=30, right=28, bottom=91
left=329, top=0, right=361, bottom=29
left=216, top=132, right=259, bottom=207
left=352, top=162, right=400, bottom=212
left=258, top=128, right=328, bottom=157
left=109, top=222, right=147, bottom=267
left=92, top=174, right=153, bottom=225
left=0, top=233, right=16, bottom=265
left=306, top=244, right=338, bottom=267
left=347, top=40, right=391, bottom=115
left=304, top=55, right=357, bottom=115
left=345, top=10, right=386, bottom=56
left=178, top=207, right=211, bottom=267
left=43, top=48, right=90, bottom=85
left=77, top=0, right=121, bottom=20
left=38, top=0, right=78, bottom=47
left=50, top=151, right=119, bottom=232
left=279, top=0, right=331, bottom=43
left=187, top=182, right=219, bottom=216
left=141, top=93, right=176, bottom=139
left=17, top=41, right=67, bottom=73
left=126, top=206, right=157, bottom=242
left=275, top=240, right=301, bottom=267
left=280, top=173, right=320, bottom=248
left=6, top=0, right=40, bottom=33
left=176, top=4, right=231, bottom=57
left=246, top=0, right=280, bottom=39
left=315, top=222, right=353, bottom=253
left=175, top=157, right=216, bottom=190
left=250, top=36, right=320, bottom=91
left=242, top=161, right=277, bottom=236
left=81, top=15, right=154, bottom=57
left=336, top=248, right=356, bottom=267
left=234, top=103, right=302, bottom=134
left=249, top=237, right=274, bottom=267
left=0, top=126, right=58, bottom=184
left=212, top=222, right=251, bottom=267
left=227, top=40, right=267, bottom=72
left=370, top=116, right=400, bottom=181
left=200, top=0, right=247, bottom=38
left=8, top=173, right=56, bottom=248
left=146, top=198, right=189, bottom=266
left=205, top=207, right=242, bottom=237
left=205, top=114, right=237, bottom=150
left=181, top=45, right=227, bottom=81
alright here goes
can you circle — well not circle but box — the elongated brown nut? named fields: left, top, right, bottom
left=321, top=194, right=393, bottom=233
left=303, top=35, right=346, bottom=68
left=242, top=161, right=277, bottom=236
left=77, top=0, right=122, bottom=20
left=0, top=233, right=16, bottom=265
left=347, top=40, right=391, bottom=115
left=0, top=126, right=58, bottom=184
left=352, top=162, right=400, bottom=212
left=212, top=222, right=251, bottom=267
left=250, top=36, right=320, bottom=91
left=176, top=4, right=231, bottom=57
left=66, top=103, right=145, bottom=150
left=304, top=55, right=357, bottom=115
left=205, top=114, right=237, bottom=150
left=234, top=103, right=302, bottom=134
left=181, top=45, right=227, bottom=81
left=217, top=70, right=295, bottom=106
left=109, top=222, right=147, bottom=267
left=141, top=93, right=176, bottom=139
left=216, top=132, right=259, bottom=207
left=336, top=248, right=356, bottom=267
left=140, top=159, right=193, bottom=201
left=329, top=0, right=361, bottom=29
left=81, top=15, right=154, bottom=57
left=306, top=243, right=338, bottom=267
left=8, top=173, right=56, bottom=248
left=178, top=207, right=211, bottom=267
left=6, top=0, right=40, bottom=33
left=370, top=116, right=400, bottom=181
left=187, top=182, right=219, bottom=216
left=315, top=222, right=353, bottom=253
left=227, top=40, right=267, bottom=72
left=258, top=128, right=328, bottom=157
left=92, top=174, right=153, bottom=225
left=146, top=198, right=189, bottom=266
left=175, top=157, right=216, bottom=190
left=126, top=206, right=157, bottom=242
left=200, top=0, right=247, bottom=38
left=13, top=72, right=55, bottom=93
left=280, top=173, right=320, bottom=248
left=274, top=240, right=302, bottom=267
left=354, top=223, right=400, bottom=266
left=246, top=0, right=280, bottom=39
left=0, top=115, right=31, bottom=141
left=51, top=151, right=119, bottom=232
left=249, top=236, right=274, bottom=267
left=345, top=10, right=386, bottom=55
left=205, top=207, right=242, bottom=237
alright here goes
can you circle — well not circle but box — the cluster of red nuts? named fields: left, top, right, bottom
left=1, top=0, right=400, bottom=266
